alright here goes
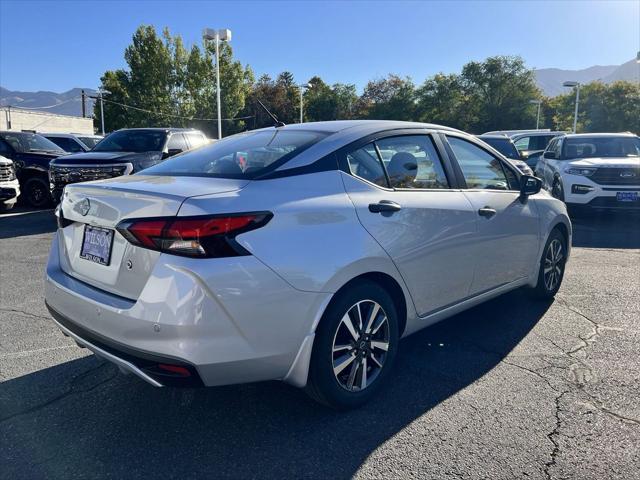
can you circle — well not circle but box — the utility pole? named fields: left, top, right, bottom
left=204, top=28, right=232, bottom=140
left=81, top=90, right=86, bottom=118
left=297, top=83, right=312, bottom=123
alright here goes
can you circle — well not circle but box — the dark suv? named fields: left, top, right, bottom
left=0, top=131, right=66, bottom=207
left=49, top=128, right=207, bottom=202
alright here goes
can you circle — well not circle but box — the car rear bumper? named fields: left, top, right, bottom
left=45, top=232, right=331, bottom=387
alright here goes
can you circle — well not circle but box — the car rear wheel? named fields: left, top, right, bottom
left=24, top=177, right=51, bottom=208
left=305, top=280, right=399, bottom=409
left=530, top=228, right=567, bottom=299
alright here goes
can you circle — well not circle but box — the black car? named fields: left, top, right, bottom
left=49, top=128, right=208, bottom=202
left=477, top=134, right=534, bottom=176
left=0, top=131, right=67, bottom=207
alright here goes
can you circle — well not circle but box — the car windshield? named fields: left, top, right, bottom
left=0, top=132, right=65, bottom=154
left=93, top=130, right=167, bottom=153
left=479, top=137, right=520, bottom=159
left=143, top=129, right=327, bottom=179
left=78, top=136, right=102, bottom=149
left=564, top=136, right=640, bottom=159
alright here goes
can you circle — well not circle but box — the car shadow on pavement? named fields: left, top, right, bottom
left=0, top=209, right=56, bottom=239
left=0, top=289, right=552, bottom=479
left=571, top=211, right=640, bottom=249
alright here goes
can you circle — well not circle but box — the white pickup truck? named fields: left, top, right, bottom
left=0, top=155, right=20, bottom=211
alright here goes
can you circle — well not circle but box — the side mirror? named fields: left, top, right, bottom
left=544, top=151, right=556, bottom=159
left=519, top=175, right=542, bottom=202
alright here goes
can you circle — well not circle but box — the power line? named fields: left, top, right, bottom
left=95, top=96, right=253, bottom=122
left=0, top=96, right=82, bottom=110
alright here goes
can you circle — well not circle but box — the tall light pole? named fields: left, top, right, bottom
left=563, top=81, right=580, bottom=133
left=97, top=89, right=111, bottom=135
left=204, top=28, right=232, bottom=139
left=529, top=99, right=542, bottom=130
left=297, top=83, right=312, bottom=123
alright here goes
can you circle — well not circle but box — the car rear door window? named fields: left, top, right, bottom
left=346, top=144, right=389, bottom=187
left=49, top=137, right=84, bottom=153
left=447, top=136, right=512, bottom=190
left=166, top=133, right=189, bottom=154
left=375, top=135, right=449, bottom=189
left=185, top=132, right=206, bottom=149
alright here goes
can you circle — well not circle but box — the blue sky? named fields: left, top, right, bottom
left=1, top=0, right=638, bottom=93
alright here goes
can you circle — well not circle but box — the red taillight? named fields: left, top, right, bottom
left=116, top=212, right=272, bottom=258
left=157, top=364, right=192, bottom=377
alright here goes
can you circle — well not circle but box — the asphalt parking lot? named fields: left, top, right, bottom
left=0, top=208, right=639, bottom=480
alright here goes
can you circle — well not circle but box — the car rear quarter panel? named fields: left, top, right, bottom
left=179, top=170, right=417, bottom=319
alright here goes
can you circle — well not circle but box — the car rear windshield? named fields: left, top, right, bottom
left=93, top=130, right=167, bottom=153
left=143, top=129, right=327, bottom=179
left=479, top=137, right=520, bottom=159
left=564, top=136, right=640, bottom=159
left=0, top=132, right=65, bottom=154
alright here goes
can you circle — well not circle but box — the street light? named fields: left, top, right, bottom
left=563, top=81, right=580, bottom=133
left=297, top=83, right=312, bottom=123
left=97, top=89, right=111, bottom=135
left=529, top=99, right=542, bottom=130
left=204, top=27, right=232, bottom=139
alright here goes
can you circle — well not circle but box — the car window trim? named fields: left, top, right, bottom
left=444, top=132, right=522, bottom=192
left=336, top=128, right=463, bottom=191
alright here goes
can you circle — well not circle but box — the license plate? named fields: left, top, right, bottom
left=616, top=192, right=639, bottom=202
left=80, top=225, right=114, bottom=266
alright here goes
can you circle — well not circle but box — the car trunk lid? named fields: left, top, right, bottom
left=58, top=175, right=249, bottom=299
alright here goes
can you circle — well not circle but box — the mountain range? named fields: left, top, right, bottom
left=0, top=87, right=97, bottom=117
left=1, top=58, right=638, bottom=117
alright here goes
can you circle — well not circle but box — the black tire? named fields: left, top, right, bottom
left=23, top=177, right=52, bottom=208
left=551, top=178, right=565, bottom=202
left=530, top=228, right=567, bottom=299
left=305, top=280, right=399, bottom=409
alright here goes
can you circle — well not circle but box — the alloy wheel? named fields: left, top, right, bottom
left=331, top=300, right=390, bottom=392
left=543, top=239, right=564, bottom=291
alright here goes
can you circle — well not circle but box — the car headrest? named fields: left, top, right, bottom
left=387, top=152, right=417, bottom=182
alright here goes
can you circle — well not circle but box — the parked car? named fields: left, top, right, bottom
left=42, top=133, right=103, bottom=153
left=49, top=128, right=208, bottom=202
left=45, top=120, right=571, bottom=409
left=477, top=134, right=534, bottom=175
left=537, top=133, right=640, bottom=213
left=0, top=155, right=20, bottom=211
left=485, top=130, right=565, bottom=170
left=0, top=131, right=66, bottom=207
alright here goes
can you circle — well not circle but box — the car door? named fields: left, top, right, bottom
left=341, top=133, right=479, bottom=317
left=445, top=135, right=540, bottom=295
left=541, top=137, right=564, bottom=189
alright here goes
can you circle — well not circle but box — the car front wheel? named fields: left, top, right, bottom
left=305, top=280, right=399, bottom=409
left=24, top=177, right=51, bottom=208
left=531, top=228, right=567, bottom=299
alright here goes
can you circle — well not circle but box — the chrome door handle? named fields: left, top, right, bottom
left=369, top=200, right=402, bottom=213
left=478, top=206, right=497, bottom=218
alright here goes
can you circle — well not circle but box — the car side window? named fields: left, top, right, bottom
left=50, top=137, right=83, bottom=153
left=0, top=139, right=12, bottom=155
left=346, top=143, right=388, bottom=187
left=185, top=132, right=206, bottom=149
left=447, top=136, right=511, bottom=191
left=166, top=133, right=188, bottom=153
left=375, top=135, right=449, bottom=189
left=514, top=137, right=530, bottom=150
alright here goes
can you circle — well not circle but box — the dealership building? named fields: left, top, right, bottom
left=0, top=107, right=94, bottom=134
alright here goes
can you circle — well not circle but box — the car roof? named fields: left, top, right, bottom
left=560, top=132, right=638, bottom=138
left=478, top=134, right=512, bottom=140
left=113, top=127, right=203, bottom=133
left=265, top=120, right=463, bottom=135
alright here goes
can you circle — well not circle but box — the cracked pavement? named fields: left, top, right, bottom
left=0, top=209, right=639, bottom=479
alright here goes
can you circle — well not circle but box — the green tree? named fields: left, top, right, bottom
left=358, top=75, right=417, bottom=120
left=459, top=55, right=540, bottom=133
left=416, top=73, right=470, bottom=129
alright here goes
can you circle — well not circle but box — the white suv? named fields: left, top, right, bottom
left=0, top=155, right=20, bottom=211
left=537, top=133, right=640, bottom=213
